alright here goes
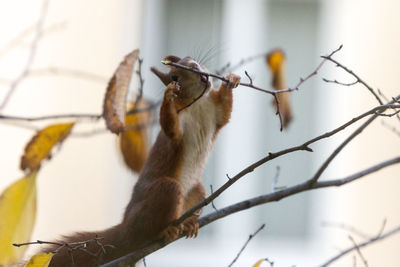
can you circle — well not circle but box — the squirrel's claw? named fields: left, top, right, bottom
left=225, top=73, right=241, bottom=89
left=182, top=216, right=199, bottom=238
left=161, top=224, right=183, bottom=243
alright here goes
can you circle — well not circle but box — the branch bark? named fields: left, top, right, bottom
left=320, top=224, right=400, bottom=266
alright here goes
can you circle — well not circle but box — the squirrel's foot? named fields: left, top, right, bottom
left=182, top=216, right=199, bottom=238
left=225, top=73, right=241, bottom=89
left=160, top=224, right=183, bottom=243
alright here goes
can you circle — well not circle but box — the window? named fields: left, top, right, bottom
left=140, top=0, right=323, bottom=266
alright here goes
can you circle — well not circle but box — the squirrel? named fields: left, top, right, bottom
left=41, top=55, right=241, bottom=266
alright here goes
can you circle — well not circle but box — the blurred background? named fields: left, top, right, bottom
left=0, top=0, right=399, bottom=266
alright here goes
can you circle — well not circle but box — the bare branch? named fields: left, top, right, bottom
left=27, top=67, right=107, bottom=83
left=322, top=78, right=358, bottom=87
left=135, top=58, right=145, bottom=102
left=348, top=235, right=369, bottom=267
left=100, top=155, right=400, bottom=266
left=0, top=101, right=159, bottom=123
left=176, top=102, right=400, bottom=227
left=0, top=113, right=101, bottom=122
left=319, top=224, right=400, bottom=267
left=321, top=221, right=370, bottom=239
left=321, top=55, right=383, bottom=105
left=209, top=185, right=218, bottom=211
left=199, top=156, right=400, bottom=229
left=215, top=52, right=267, bottom=75
left=0, top=21, right=66, bottom=60
left=308, top=97, right=400, bottom=184
left=0, top=0, right=50, bottom=111
left=163, top=45, right=342, bottom=131
left=271, top=166, right=284, bottom=192
left=228, top=224, right=266, bottom=267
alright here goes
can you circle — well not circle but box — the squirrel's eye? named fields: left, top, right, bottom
left=171, top=75, right=179, bottom=82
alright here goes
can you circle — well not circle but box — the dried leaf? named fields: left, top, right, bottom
left=24, top=253, right=53, bottom=267
left=0, top=173, right=37, bottom=266
left=253, top=259, right=266, bottom=267
left=103, top=49, right=139, bottom=134
left=119, top=99, right=152, bottom=173
left=20, top=123, right=74, bottom=172
left=266, top=49, right=293, bottom=129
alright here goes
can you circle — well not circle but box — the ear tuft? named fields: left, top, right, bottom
left=151, top=66, right=172, bottom=86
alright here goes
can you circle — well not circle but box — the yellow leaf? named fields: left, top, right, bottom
left=253, top=259, right=266, bottom=267
left=266, top=49, right=285, bottom=74
left=266, top=49, right=293, bottom=129
left=24, top=253, right=53, bottom=267
left=20, top=123, right=74, bottom=172
left=119, top=99, right=153, bottom=173
left=103, top=49, right=139, bottom=134
left=0, top=173, right=37, bottom=266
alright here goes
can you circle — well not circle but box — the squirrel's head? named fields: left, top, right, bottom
left=151, top=55, right=211, bottom=101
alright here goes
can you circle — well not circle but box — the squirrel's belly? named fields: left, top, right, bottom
left=178, top=99, right=216, bottom=196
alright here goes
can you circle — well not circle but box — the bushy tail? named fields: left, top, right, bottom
left=41, top=224, right=131, bottom=267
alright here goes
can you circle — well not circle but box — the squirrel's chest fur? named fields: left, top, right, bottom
left=177, top=95, right=216, bottom=195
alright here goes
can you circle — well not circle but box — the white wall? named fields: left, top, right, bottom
left=0, top=0, right=142, bottom=260
left=318, top=0, right=400, bottom=265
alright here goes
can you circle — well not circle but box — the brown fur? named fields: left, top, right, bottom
left=41, top=56, right=240, bottom=266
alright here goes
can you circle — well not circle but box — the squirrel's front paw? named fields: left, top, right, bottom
left=165, top=82, right=180, bottom=102
left=182, top=216, right=199, bottom=238
left=225, top=73, right=241, bottom=89
left=160, top=224, right=183, bottom=243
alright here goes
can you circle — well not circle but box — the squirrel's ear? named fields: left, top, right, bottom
left=164, top=55, right=181, bottom=63
left=151, top=66, right=172, bottom=86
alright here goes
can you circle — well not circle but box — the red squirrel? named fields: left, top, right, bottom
left=41, top=55, right=241, bottom=266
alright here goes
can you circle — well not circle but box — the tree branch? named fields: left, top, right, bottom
left=0, top=0, right=50, bottom=111
left=0, top=101, right=159, bottom=123
left=320, top=223, right=400, bottom=266
left=308, top=96, right=400, bottom=184
left=321, top=55, right=383, bottom=105
left=101, top=155, right=400, bottom=267
left=228, top=224, right=266, bottom=267
left=176, top=102, right=400, bottom=227
left=162, top=45, right=342, bottom=131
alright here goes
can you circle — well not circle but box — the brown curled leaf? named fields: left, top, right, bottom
left=103, top=49, right=139, bottom=134
left=119, top=99, right=153, bottom=173
left=266, top=48, right=293, bottom=129
left=20, top=123, right=74, bottom=172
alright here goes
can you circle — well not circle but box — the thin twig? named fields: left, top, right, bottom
left=320, top=223, right=400, bottom=266
left=215, top=52, right=267, bottom=75
left=322, top=78, right=358, bottom=87
left=135, top=58, right=145, bottom=102
left=209, top=185, right=218, bottom=211
left=0, top=101, right=159, bottom=122
left=348, top=235, right=369, bottom=267
left=270, top=166, right=284, bottom=192
left=321, top=55, right=383, bottom=105
left=163, top=45, right=343, bottom=130
left=0, top=21, right=67, bottom=60
left=0, top=0, right=50, bottom=111
left=376, top=218, right=387, bottom=237
left=0, top=113, right=101, bottom=121
left=26, top=67, right=107, bottom=83
left=244, top=70, right=253, bottom=85
left=321, top=222, right=370, bottom=239
left=228, top=224, right=266, bottom=267
left=308, top=96, right=400, bottom=184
